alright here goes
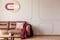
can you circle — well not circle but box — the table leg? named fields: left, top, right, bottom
left=11, top=37, right=14, bottom=40
left=4, top=38, right=8, bottom=40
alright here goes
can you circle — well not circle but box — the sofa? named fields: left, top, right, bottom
left=0, top=21, right=33, bottom=39
left=0, top=21, right=26, bottom=35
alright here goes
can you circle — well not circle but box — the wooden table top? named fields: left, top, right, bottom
left=0, top=35, right=20, bottom=38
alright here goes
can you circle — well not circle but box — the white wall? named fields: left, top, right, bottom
left=0, top=0, right=60, bottom=35
left=40, top=0, right=60, bottom=35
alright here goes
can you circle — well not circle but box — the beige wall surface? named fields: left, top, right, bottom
left=0, top=0, right=60, bottom=35
left=40, top=0, right=60, bottom=35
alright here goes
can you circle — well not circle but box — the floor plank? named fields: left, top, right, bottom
left=0, top=36, right=60, bottom=40
left=14, top=36, right=60, bottom=40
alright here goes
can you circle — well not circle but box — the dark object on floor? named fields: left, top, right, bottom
left=26, top=24, right=34, bottom=38
left=21, top=23, right=34, bottom=39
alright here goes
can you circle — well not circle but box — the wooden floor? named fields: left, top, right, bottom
left=14, top=36, right=60, bottom=40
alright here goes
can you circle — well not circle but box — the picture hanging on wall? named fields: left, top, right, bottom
left=5, top=0, right=20, bottom=12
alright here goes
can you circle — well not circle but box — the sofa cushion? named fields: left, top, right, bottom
left=0, top=22, right=8, bottom=29
left=0, top=30, right=8, bottom=35
left=9, top=22, right=16, bottom=29
left=16, top=22, right=25, bottom=29
left=8, top=29, right=21, bottom=34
